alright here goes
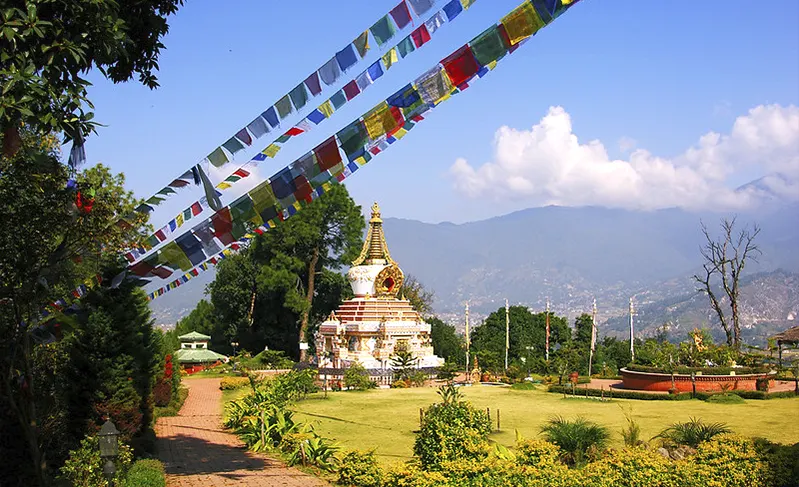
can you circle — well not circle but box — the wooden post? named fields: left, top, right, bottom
left=486, top=407, right=490, bottom=423
left=420, top=408, right=424, bottom=426
left=497, top=409, right=501, bottom=432
left=601, top=385, right=604, bottom=400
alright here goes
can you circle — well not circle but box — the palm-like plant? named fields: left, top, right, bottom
left=540, top=416, right=610, bottom=466
left=656, top=417, right=731, bottom=448
left=391, top=350, right=419, bottom=381
left=436, top=383, right=464, bottom=405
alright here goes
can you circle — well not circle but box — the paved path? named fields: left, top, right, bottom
left=156, top=378, right=328, bottom=487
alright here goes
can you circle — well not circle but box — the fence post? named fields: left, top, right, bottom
left=420, top=408, right=424, bottom=427
left=486, top=407, right=490, bottom=423
left=497, top=409, right=501, bottom=432
left=601, top=385, right=604, bottom=400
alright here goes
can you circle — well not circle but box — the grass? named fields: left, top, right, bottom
left=285, top=385, right=799, bottom=465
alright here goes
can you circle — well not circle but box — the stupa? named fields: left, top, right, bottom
left=315, top=202, right=443, bottom=371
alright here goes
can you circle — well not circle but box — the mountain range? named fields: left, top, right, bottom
left=148, top=203, right=799, bottom=345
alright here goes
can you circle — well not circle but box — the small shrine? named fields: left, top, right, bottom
left=315, top=202, right=443, bottom=371
left=173, top=331, right=228, bottom=372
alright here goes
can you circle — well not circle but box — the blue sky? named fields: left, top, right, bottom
left=84, top=0, right=799, bottom=226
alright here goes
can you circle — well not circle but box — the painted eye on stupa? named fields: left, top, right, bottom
left=383, top=277, right=395, bottom=291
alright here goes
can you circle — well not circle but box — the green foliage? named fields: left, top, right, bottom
left=285, top=433, right=340, bottom=471
left=0, top=0, right=183, bottom=156
left=436, top=360, right=459, bottom=380
left=391, top=351, right=419, bottom=382
left=691, top=434, right=796, bottom=487
left=413, top=399, right=491, bottom=470
left=539, top=416, right=610, bottom=466
left=515, top=438, right=562, bottom=466
left=240, top=349, right=296, bottom=370
left=337, top=450, right=384, bottom=487
left=619, top=406, right=643, bottom=447
left=123, top=459, right=165, bottom=487
left=59, top=435, right=133, bottom=487
left=706, top=393, right=746, bottom=404
left=436, top=383, right=464, bottom=405
left=220, top=377, right=251, bottom=390
left=510, top=382, right=537, bottom=390
left=427, top=316, right=464, bottom=365
left=656, top=417, right=732, bottom=448
left=398, top=275, right=435, bottom=315
left=153, top=387, right=188, bottom=419
left=471, top=306, right=571, bottom=374
left=344, top=362, right=376, bottom=391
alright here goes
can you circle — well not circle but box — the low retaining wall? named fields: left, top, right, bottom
left=620, top=367, right=774, bottom=393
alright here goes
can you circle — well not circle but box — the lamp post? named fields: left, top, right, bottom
left=98, top=419, right=120, bottom=485
left=231, top=341, right=239, bottom=355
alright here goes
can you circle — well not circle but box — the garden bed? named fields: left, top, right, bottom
left=620, top=367, right=777, bottom=393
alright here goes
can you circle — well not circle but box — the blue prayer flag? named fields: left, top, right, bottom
left=367, top=61, right=384, bottom=82
left=443, top=0, right=463, bottom=20
left=263, top=107, right=279, bottom=128
left=335, top=44, right=358, bottom=72
left=307, top=109, right=326, bottom=125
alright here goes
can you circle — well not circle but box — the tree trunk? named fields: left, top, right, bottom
left=298, top=247, right=319, bottom=362
left=731, top=299, right=741, bottom=350
left=2, top=123, right=22, bottom=158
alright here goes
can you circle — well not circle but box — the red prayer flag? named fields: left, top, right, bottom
left=169, top=179, right=190, bottom=188
left=211, top=208, right=235, bottom=245
left=230, top=243, right=241, bottom=251
left=343, top=80, right=361, bottom=100
left=314, top=136, right=343, bottom=171
left=442, top=45, right=480, bottom=87
left=191, top=202, right=203, bottom=216
left=293, top=175, right=313, bottom=202
left=151, top=266, right=173, bottom=279
left=255, top=228, right=265, bottom=235
left=190, top=269, right=199, bottom=277
left=130, top=259, right=156, bottom=277
left=286, top=126, right=304, bottom=136
left=410, top=24, right=431, bottom=48
left=155, top=229, right=167, bottom=241
left=233, top=168, right=250, bottom=178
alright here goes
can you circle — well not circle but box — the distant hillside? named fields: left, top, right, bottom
left=603, top=270, right=799, bottom=345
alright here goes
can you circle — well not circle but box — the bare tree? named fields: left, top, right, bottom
left=693, top=217, right=761, bottom=349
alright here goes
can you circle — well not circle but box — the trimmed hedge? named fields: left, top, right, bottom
left=624, top=364, right=769, bottom=376
left=124, top=459, right=165, bottom=487
left=219, top=376, right=251, bottom=390
left=548, top=385, right=797, bottom=401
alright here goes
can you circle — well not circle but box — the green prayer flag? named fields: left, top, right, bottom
left=275, top=134, right=291, bottom=144
left=207, top=147, right=229, bottom=167
left=397, top=36, right=415, bottom=58
left=337, top=121, right=368, bottom=159
left=369, top=15, right=396, bottom=46
left=230, top=195, right=258, bottom=224
left=275, top=95, right=293, bottom=119
left=470, top=25, right=509, bottom=66
left=159, top=241, right=193, bottom=271
left=289, top=83, right=308, bottom=110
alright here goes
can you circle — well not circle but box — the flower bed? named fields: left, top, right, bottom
left=620, top=367, right=775, bottom=393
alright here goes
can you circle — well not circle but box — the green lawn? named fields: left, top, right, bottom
left=290, top=385, right=799, bottom=465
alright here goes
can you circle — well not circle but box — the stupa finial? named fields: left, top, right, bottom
left=352, top=201, right=394, bottom=266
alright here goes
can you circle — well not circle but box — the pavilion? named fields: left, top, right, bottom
left=173, top=331, right=228, bottom=372
left=772, top=325, right=799, bottom=368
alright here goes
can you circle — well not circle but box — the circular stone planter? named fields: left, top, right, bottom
left=619, top=367, right=775, bottom=393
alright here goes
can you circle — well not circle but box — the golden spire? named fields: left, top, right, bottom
left=352, top=202, right=394, bottom=266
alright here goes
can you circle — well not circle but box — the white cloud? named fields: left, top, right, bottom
left=449, top=104, right=799, bottom=211
left=618, top=136, right=637, bottom=153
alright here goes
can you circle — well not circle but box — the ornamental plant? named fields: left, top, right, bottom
left=413, top=395, right=491, bottom=470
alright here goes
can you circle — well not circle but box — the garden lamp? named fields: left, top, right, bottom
left=98, top=419, right=120, bottom=484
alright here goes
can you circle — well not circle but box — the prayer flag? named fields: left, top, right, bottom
left=314, top=136, right=342, bottom=171
left=410, top=24, right=431, bottom=48
left=382, top=48, right=399, bottom=70
left=364, top=102, right=404, bottom=140
left=216, top=182, right=232, bottom=190
left=415, top=66, right=454, bottom=105
left=443, top=0, right=463, bottom=20
left=235, top=128, right=252, bottom=146
left=370, top=15, right=396, bottom=46
left=193, top=220, right=222, bottom=256
left=275, top=95, right=293, bottom=119
left=249, top=181, right=278, bottom=213
left=289, top=83, right=309, bottom=110
left=319, top=57, right=341, bottom=86
left=157, top=187, right=176, bottom=196
left=319, top=100, right=335, bottom=118
left=531, top=0, right=555, bottom=23
left=285, top=127, right=304, bottom=136
left=230, top=194, right=260, bottom=225
left=233, top=168, right=250, bottom=178
left=335, top=44, right=358, bottom=72
left=270, top=167, right=297, bottom=200
left=501, top=2, right=544, bottom=45
left=130, top=254, right=158, bottom=277
left=191, top=201, right=203, bottom=216
left=155, top=228, right=167, bottom=241
left=367, top=61, right=384, bottom=82
left=408, top=0, right=434, bottom=16
left=247, top=116, right=269, bottom=139
left=461, top=0, right=476, bottom=9
left=397, top=35, right=415, bottom=58
left=355, top=70, right=372, bottom=91
left=211, top=207, right=236, bottom=246
left=293, top=174, right=313, bottom=202
left=207, top=147, right=229, bottom=167
left=388, top=83, right=422, bottom=107
left=304, top=72, right=322, bottom=96
left=183, top=208, right=192, bottom=221
left=169, top=179, right=190, bottom=188
left=469, top=24, right=510, bottom=66
left=262, top=144, right=281, bottom=158
left=263, top=107, right=279, bottom=128
left=175, top=232, right=206, bottom=266
left=307, top=109, right=326, bottom=124
left=343, top=80, right=361, bottom=100
left=390, top=1, right=412, bottom=29
left=424, top=11, right=446, bottom=35
left=159, top=241, right=193, bottom=272
left=223, top=136, right=245, bottom=154
left=337, top=120, right=369, bottom=160
left=275, top=133, right=292, bottom=143
left=176, top=213, right=184, bottom=227
left=353, top=31, right=370, bottom=58
left=441, top=45, right=480, bottom=87
left=330, top=90, right=347, bottom=109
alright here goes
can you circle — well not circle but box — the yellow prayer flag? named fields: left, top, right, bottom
left=381, top=48, right=399, bottom=71
left=262, top=144, right=281, bottom=158
left=501, top=2, right=544, bottom=46
left=363, top=102, right=391, bottom=139
left=460, top=0, right=476, bottom=9
left=318, top=100, right=334, bottom=118
left=354, top=155, right=369, bottom=166
left=487, top=60, right=498, bottom=71
left=292, top=201, right=302, bottom=212
left=216, top=182, right=232, bottom=190
left=175, top=213, right=184, bottom=227
left=249, top=182, right=277, bottom=214
left=393, top=128, right=409, bottom=140
left=267, top=219, right=277, bottom=228
left=322, top=182, right=332, bottom=192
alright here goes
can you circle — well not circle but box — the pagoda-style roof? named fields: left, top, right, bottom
left=772, top=325, right=799, bottom=345
left=179, top=331, right=211, bottom=341
left=174, top=348, right=227, bottom=364
left=352, top=202, right=394, bottom=266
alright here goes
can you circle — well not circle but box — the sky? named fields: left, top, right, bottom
left=83, top=0, right=799, bottom=228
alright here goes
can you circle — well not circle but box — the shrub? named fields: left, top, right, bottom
left=60, top=435, right=133, bottom=487
left=220, top=376, right=251, bottom=390
left=390, top=379, right=409, bottom=388
left=619, top=407, right=643, bottom=447
left=383, top=464, right=448, bottom=487
left=510, top=382, right=537, bottom=391
left=154, top=387, right=188, bottom=419
left=656, top=417, right=732, bottom=448
left=705, top=393, right=745, bottom=404
left=756, top=377, right=770, bottom=392
left=413, top=399, right=491, bottom=470
left=515, top=438, right=561, bottom=466
left=581, top=447, right=674, bottom=487
left=345, top=363, right=376, bottom=391
left=692, top=434, right=792, bottom=487
left=152, top=378, right=172, bottom=407
left=337, top=450, right=383, bottom=487
left=124, top=459, right=165, bottom=487
left=540, top=416, right=610, bottom=466
left=409, top=370, right=428, bottom=387
left=251, top=349, right=295, bottom=369
left=284, top=432, right=339, bottom=471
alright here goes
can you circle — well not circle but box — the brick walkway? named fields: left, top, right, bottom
left=156, top=378, right=328, bottom=487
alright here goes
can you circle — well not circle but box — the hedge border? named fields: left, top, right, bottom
left=547, top=384, right=798, bottom=401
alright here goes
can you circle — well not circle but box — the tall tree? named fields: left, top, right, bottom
left=1, top=0, right=183, bottom=158
left=427, top=316, right=465, bottom=365
left=399, top=274, right=435, bottom=315
left=693, top=218, right=761, bottom=349
left=209, top=185, right=363, bottom=360
left=573, top=313, right=593, bottom=345
left=471, top=306, right=570, bottom=372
